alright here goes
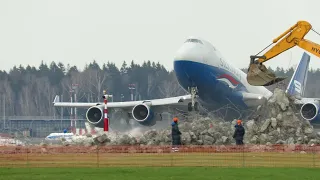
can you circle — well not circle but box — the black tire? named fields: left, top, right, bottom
left=194, top=102, right=199, bottom=111
left=188, top=102, right=193, bottom=111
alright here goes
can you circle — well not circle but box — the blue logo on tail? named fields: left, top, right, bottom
left=286, top=52, right=310, bottom=98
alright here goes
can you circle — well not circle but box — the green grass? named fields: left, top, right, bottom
left=0, top=167, right=319, bottom=180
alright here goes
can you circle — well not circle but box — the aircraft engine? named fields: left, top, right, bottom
left=86, top=105, right=104, bottom=128
left=300, top=102, right=320, bottom=123
left=131, top=103, right=156, bottom=126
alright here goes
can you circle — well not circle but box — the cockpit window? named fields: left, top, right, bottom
left=184, top=39, right=203, bottom=44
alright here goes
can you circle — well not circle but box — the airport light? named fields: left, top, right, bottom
left=69, top=83, right=79, bottom=134
left=128, top=84, right=136, bottom=101
left=73, top=84, right=78, bottom=130
left=69, top=88, right=74, bottom=132
left=103, top=90, right=109, bottom=132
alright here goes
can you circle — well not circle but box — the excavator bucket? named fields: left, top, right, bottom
left=247, top=63, right=287, bottom=86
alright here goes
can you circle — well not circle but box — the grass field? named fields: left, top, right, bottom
left=1, top=145, right=320, bottom=179
left=0, top=167, right=319, bottom=180
left=1, top=152, right=319, bottom=168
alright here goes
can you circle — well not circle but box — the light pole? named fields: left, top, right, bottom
left=69, top=83, right=78, bottom=133
left=128, top=84, right=135, bottom=101
left=72, top=84, right=79, bottom=129
left=2, top=94, right=5, bottom=129
left=69, top=88, right=74, bottom=132
left=102, top=90, right=113, bottom=132
left=60, top=94, right=63, bottom=120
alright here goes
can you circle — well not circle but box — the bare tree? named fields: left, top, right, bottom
left=34, top=77, right=49, bottom=116
left=0, top=78, right=15, bottom=116
left=147, top=74, right=157, bottom=98
left=158, top=75, right=186, bottom=98
left=83, top=69, right=108, bottom=102
left=71, top=72, right=87, bottom=101
left=61, top=71, right=87, bottom=103
left=20, top=83, right=33, bottom=116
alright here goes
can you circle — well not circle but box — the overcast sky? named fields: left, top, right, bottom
left=1, top=0, right=320, bottom=72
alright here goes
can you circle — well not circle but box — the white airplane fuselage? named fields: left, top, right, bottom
left=173, top=37, right=273, bottom=111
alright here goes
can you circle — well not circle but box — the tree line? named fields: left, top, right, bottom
left=0, top=60, right=185, bottom=117
left=1, top=60, right=320, bottom=117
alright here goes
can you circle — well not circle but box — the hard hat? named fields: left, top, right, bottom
left=173, top=117, right=179, bottom=122
left=237, top=120, right=242, bottom=124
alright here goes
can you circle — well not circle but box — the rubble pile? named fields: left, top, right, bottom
left=244, top=88, right=320, bottom=145
left=0, top=137, right=24, bottom=146
left=61, top=88, right=320, bottom=146
left=61, top=118, right=234, bottom=146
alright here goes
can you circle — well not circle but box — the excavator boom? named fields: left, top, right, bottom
left=298, top=39, right=320, bottom=58
left=247, top=20, right=317, bottom=86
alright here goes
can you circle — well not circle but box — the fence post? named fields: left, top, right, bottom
left=26, top=143, right=29, bottom=168
left=242, top=145, right=245, bottom=167
left=97, top=145, right=100, bottom=168
left=170, top=146, right=173, bottom=167
left=312, top=146, right=315, bottom=168
left=25, top=136, right=29, bottom=168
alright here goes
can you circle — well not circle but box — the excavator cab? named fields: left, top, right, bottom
left=247, top=55, right=287, bottom=86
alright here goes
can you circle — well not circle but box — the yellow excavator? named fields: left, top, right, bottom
left=247, top=20, right=320, bottom=86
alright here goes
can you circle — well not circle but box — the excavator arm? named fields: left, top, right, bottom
left=297, top=39, right=320, bottom=57
left=247, top=20, right=320, bottom=86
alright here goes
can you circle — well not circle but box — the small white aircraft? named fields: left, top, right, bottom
left=45, top=133, right=74, bottom=141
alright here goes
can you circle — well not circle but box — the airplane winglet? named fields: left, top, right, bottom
left=53, top=95, right=60, bottom=104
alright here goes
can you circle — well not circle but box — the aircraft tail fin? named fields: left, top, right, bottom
left=53, top=95, right=60, bottom=103
left=285, top=52, right=310, bottom=98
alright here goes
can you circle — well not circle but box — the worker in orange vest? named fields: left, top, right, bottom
left=233, top=119, right=245, bottom=145
left=171, top=117, right=181, bottom=151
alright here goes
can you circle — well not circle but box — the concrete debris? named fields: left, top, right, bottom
left=0, top=137, right=24, bottom=146
left=287, top=137, right=295, bottom=145
left=241, top=88, right=319, bottom=145
left=61, top=88, right=320, bottom=146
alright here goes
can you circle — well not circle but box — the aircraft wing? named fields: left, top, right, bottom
left=241, top=92, right=320, bottom=107
left=292, top=97, right=320, bottom=105
left=53, top=94, right=192, bottom=109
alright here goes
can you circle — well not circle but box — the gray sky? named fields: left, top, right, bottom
left=1, top=0, right=320, bottom=72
